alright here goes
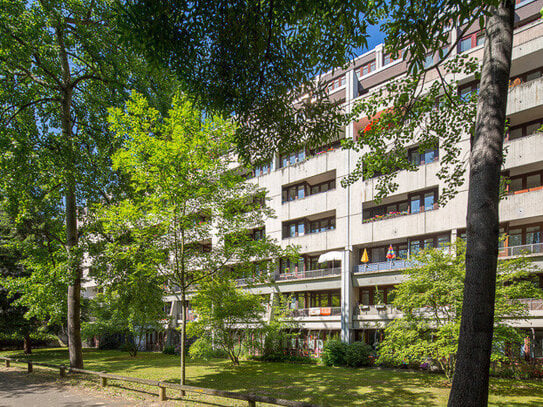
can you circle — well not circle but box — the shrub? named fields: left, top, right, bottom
left=345, top=341, right=373, bottom=367
left=253, top=353, right=315, bottom=364
left=188, top=337, right=228, bottom=360
left=321, top=339, right=348, bottom=367
left=162, top=345, right=176, bottom=355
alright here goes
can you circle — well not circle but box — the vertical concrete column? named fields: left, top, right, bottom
left=341, top=68, right=358, bottom=343
left=450, top=28, right=458, bottom=57
left=374, top=44, right=384, bottom=70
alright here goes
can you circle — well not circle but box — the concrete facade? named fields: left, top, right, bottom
left=84, top=0, right=543, bottom=355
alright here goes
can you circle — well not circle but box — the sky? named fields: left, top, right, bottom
left=354, top=22, right=387, bottom=58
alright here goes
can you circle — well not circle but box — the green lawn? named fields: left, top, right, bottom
left=1, top=348, right=542, bottom=406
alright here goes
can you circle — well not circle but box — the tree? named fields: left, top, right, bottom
left=342, top=1, right=517, bottom=403
left=378, top=241, right=542, bottom=382
left=94, top=91, right=288, bottom=385
left=120, top=1, right=519, bottom=401
left=0, top=0, right=174, bottom=368
left=0, top=214, right=41, bottom=354
left=188, top=279, right=265, bottom=365
left=82, top=280, right=166, bottom=357
left=118, top=0, right=381, bottom=164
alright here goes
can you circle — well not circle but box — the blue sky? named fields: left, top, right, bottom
left=355, top=22, right=386, bottom=57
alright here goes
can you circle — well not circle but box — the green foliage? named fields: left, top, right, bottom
left=188, top=279, right=265, bottom=365
left=82, top=279, right=166, bottom=358
left=378, top=240, right=542, bottom=381
left=162, top=345, right=176, bottom=355
left=120, top=1, right=380, bottom=164
left=0, top=0, right=175, bottom=342
left=343, top=55, right=480, bottom=204
left=321, top=339, right=373, bottom=368
left=345, top=341, right=373, bottom=368
left=188, top=338, right=228, bottom=360
left=321, top=339, right=348, bottom=367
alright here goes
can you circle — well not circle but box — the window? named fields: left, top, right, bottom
left=507, top=118, right=543, bottom=141
left=253, top=162, right=271, bottom=177
left=282, top=178, right=335, bottom=203
left=283, top=215, right=335, bottom=238
left=362, top=188, right=437, bottom=222
left=509, top=68, right=543, bottom=88
left=410, top=196, right=421, bottom=213
left=383, top=50, right=402, bottom=66
left=253, top=228, right=265, bottom=241
left=459, top=82, right=480, bottom=100
left=424, top=54, right=434, bottom=69
left=424, top=192, right=435, bottom=211
left=408, top=233, right=450, bottom=256
left=459, top=32, right=485, bottom=53
left=506, top=170, right=543, bottom=193
left=408, top=146, right=439, bottom=165
left=359, top=60, right=376, bottom=77
left=280, top=149, right=306, bottom=168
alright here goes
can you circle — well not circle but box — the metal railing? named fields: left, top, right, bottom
left=0, top=356, right=318, bottom=407
left=289, top=307, right=342, bottom=317
left=276, top=267, right=341, bottom=281
left=518, top=298, right=543, bottom=310
left=353, top=259, right=415, bottom=274
left=498, top=242, right=543, bottom=257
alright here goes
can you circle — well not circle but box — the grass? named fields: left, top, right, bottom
left=1, top=347, right=543, bottom=406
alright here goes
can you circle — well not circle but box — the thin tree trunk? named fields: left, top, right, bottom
left=448, top=1, right=515, bottom=405
left=180, top=288, right=186, bottom=387
left=23, top=333, right=32, bottom=354
left=57, top=24, right=84, bottom=369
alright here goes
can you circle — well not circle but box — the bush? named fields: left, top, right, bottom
left=98, top=334, right=124, bottom=350
left=188, top=337, right=228, bottom=360
left=162, top=345, right=176, bottom=355
left=321, top=339, right=348, bottom=367
left=345, top=341, right=373, bottom=367
left=253, top=353, right=315, bottom=364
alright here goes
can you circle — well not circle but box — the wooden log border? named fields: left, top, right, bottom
left=0, top=356, right=318, bottom=407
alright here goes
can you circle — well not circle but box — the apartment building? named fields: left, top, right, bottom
left=87, top=0, right=543, bottom=355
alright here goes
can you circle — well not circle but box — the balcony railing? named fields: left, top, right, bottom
left=276, top=267, right=341, bottom=281
left=353, top=259, right=415, bottom=274
left=290, top=306, right=342, bottom=317
left=498, top=242, right=543, bottom=257
left=518, top=298, right=543, bottom=311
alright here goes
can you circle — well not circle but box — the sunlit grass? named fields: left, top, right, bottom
left=1, top=348, right=542, bottom=406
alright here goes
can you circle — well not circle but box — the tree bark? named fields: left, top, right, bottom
left=23, top=333, right=32, bottom=354
left=57, top=24, right=84, bottom=370
left=66, top=179, right=84, bottom=369
left=448, top=1, right=515, bottom=405
left=180, top=289, right=186, bottom=387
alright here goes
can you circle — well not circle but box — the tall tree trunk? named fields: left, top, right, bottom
left=66, top=179, right=83, bottom=368
left=448, top=1, right=515, bottom=405
left=23, top=333, right=32, bottom=354
left=57, top=25, right=84, bottom=369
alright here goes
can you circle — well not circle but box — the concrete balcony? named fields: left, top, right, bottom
left=506, top=76, right=543, bottom=117
left=282, top=228, right=343, bottom=253
left=352, top=304, right=402, bottom=329
left=500, top=187, right=543, bottom=222
left=503, top=132, right=543, bottom=170
left=286, top=307, right=342, bottom=330
left=353, top=206, right=461, bottom=245
left=279, top=149, right=346, bottom=185
left=282, top=189, right=340, bottom=220
left=276, top=267, right=341, bottom=282
left=361, top=161, right=440, bottom=202
left=353, top=259, right=415, bottom=274
left=498, top=242, right=543, bottom=258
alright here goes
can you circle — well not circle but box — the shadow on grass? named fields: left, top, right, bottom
left=4, top=348, right=543, bottom=406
